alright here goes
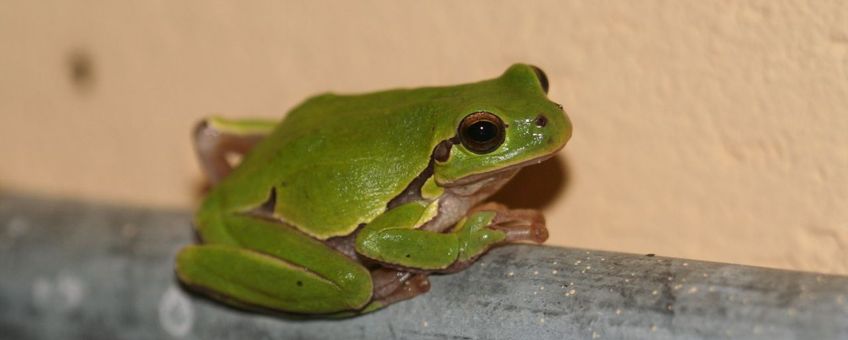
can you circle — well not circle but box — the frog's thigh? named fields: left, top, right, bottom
left=177, top=244, right=372, bottom=314
left=182, top=213, right=372, bottom=314
left=194, top=117, right=277, bottom=183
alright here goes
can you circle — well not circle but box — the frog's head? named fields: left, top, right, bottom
left=433, top=64, right=572, bottom=187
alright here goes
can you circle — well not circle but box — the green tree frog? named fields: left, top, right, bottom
left=176, top=64, right=572, bottom=315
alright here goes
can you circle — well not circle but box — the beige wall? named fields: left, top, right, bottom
left=2, top=1, right=847, bottom=274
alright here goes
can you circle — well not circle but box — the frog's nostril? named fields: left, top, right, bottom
left=534, top=114, right=548, bottom=127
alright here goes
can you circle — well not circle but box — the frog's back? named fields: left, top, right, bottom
left=226, top=89, right=445, bottom=239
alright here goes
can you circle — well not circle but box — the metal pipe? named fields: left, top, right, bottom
left=1, top=193, right=846, bottom=339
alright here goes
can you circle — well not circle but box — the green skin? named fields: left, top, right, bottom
left=176, top=64, right=572, bottom=315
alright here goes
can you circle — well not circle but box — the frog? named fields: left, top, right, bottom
left=175, top=63, right=572, bottom=315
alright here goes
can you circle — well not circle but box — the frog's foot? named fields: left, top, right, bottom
left=370, top=268, right=430, bottom=306
left=470, top=202, right=548, bottom=243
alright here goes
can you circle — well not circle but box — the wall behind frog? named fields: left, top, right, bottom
left=1, top=1, right=846, bottom=274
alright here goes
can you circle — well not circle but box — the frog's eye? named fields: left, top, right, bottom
left=458, top=112, right=506, bottom=154
left=530, top=65, right=549, bottom=94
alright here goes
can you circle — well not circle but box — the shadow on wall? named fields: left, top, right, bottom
left=489, top=154, right=571, bottom=210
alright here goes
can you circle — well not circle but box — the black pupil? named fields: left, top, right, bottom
left=466, top=121, right=498, bottom=142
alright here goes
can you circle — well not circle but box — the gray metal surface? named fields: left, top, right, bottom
left=1, top=193, right=847, bottom=339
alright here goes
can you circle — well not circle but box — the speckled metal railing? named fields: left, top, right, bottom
left=1, top=193, right=847, bottom=339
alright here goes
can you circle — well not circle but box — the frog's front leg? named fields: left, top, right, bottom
left=355, top=201, right=548, bottom=272
left=468, top=202, right=548, bottom=242
left=194, top=117, right=278, bottom=183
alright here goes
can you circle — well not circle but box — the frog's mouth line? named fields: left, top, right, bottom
left=439, top=152, right=558, bottom=188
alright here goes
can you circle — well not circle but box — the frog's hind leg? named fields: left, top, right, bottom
left=176, top=214, right=373, bottom=314
left=194, top=117, right=277, bottom=183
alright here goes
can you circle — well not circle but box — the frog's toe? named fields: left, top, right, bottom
left=485, top=207, right=548, bottom=243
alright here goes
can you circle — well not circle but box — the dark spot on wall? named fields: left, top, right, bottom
left=67, top=49, right=95, bottom=94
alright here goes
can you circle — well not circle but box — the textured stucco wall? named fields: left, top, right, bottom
left=1, top=1, right=847, bottom=274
